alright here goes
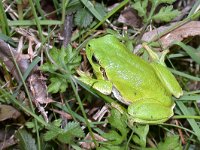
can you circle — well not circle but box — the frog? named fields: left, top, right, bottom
left=78, top=34, right=183, bottom=124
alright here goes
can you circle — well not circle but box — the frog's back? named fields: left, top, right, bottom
left=93, top=35, right=156, bottom=77
left=92, top=35, right=151, bottom=71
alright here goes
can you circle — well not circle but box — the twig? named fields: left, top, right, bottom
left=62, top=12, right=73, bottom=47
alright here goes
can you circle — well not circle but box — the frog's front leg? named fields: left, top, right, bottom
left=127, top=99, right=175, bottom=124
left=77, top=71, right=113, bottom=95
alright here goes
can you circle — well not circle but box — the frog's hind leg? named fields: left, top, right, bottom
left=127, top=99, right=175, bottom=124
left=150, top=62, right=183, bottom=98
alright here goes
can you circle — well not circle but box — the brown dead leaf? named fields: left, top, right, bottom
left=0, top=128, right=17, bottom=149
left=0, top=105, right=21, bottom=121
left=28, top=72, right=55, bottom=122
left=118, top=7, right=142, bottom=28
left=28, top=73, right=54, bottom=104
left=91, top=105, right=109, bottom=122
left=80, top=133, right=106, bottom=150
left=0, top=137, right=16, bottom=150
left=51, top=108, right=72, bottom=119
left=140, top=21, right=200, bottom=49
left=160, top=21, right=200, bottom=48
left=0, top=37, right=51, bottom=105
left=0, top=38, right=53, bottom=122
left=41, top=0, right=57, bottom=19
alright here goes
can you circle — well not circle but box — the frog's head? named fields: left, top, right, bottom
left=85, top=34, right=127, bottom=79
left=86, top=39, right=105, bottom=79
left=86, top=34, right=121, bottom=63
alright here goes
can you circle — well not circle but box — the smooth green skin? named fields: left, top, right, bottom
left=79, top=35, right=183, bottom=124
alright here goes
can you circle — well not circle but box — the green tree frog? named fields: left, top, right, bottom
left=78, top=34, right=183, bottom=124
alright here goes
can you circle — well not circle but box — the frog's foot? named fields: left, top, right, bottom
left=142, top=42, right=168, bottom=65
left=127, top=100, right=175, bottom=124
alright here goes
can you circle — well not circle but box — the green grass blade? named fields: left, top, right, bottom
left=80, top=0, right=103, bottom=21
left=173, top=41, right=200, bottom=65
left=0, top=1, right=10, bottom=35
left=188, top=0, right=200, bottom=17
left=8, top=20, right=62, bottom=26
left=14, top=56, right=41, bottom=96
left=28, top=0, right=44, bottom=42
left=178, top=95, right=200, bottom=101
left=176, top=101, right=200, bottom=141
left=169, top=68, right=200, bottom=81
left=84, top=0, right=129, bottom=38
